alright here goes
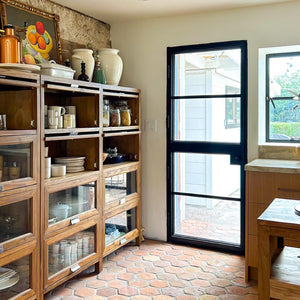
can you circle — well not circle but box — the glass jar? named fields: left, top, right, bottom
left=110, top=109, right=120, bottom=126
left=120, top=108, right=131, bottom=126
left=103, top=100, right=110, bottom=127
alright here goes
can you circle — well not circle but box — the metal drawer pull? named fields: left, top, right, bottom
left=278, top=188, right=300, bottom=193
left=0, top=245, right=3, bottom=254
left=119, top=198, right=126, bottom=205
left=120, top=238, right=127, bottom=245
left=71, top=264, right=80, bottom=272
left=0, top=185, right=3, bottom=192
left=71, top=217, right=80, bottom=225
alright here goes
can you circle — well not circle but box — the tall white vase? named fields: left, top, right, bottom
left=97, top=48, right=123, bottom=85
left=72, top=49, right=95, bottom=81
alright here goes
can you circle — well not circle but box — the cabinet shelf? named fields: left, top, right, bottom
left=45, top=128, right=100, bottom=141
left=103, top=126, right=139, bottom=133
left=270, top=246, right=300, bottom=288
left=45, top=132, right=100, bottom=142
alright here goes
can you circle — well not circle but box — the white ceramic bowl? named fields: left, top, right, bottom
left=51, top=164, right=66, bottom=177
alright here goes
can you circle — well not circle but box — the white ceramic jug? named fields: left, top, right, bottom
left=72, top=49, right=95, bottom=81
left=97, top=48, right=123, bottom=85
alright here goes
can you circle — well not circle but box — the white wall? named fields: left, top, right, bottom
left=110, top=0, right=300, bottom=241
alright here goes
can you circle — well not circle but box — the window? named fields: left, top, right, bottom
left=266, top=52, right=300, bottom=142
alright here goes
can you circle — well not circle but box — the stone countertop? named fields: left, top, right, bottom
left=245, top=159, right=300, bottom=174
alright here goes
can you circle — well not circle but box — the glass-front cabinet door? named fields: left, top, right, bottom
left=0, top=244, right=38, bottom=300
left=0, top=136, right=39, bottom=192
left=104, top=170, right=138, bottom=210
left=0, top=188, right=37, bottom=253
left=45, top=174, right=99, bottom=233
left=45, top=220, right=99, bottom=289
left=104, top=207, right=139, bottom=256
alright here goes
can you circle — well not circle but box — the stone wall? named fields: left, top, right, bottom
left=16, top=0, right=111, bottom=62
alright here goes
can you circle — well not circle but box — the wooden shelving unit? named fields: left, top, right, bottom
left=0, top=69, right=142, bottom=299
left=0, top=69, right=41, bottom=299
left=102, top=85, right=142, bottom=257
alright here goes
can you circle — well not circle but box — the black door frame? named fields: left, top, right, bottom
left=166, top=40, right=248, bottom=254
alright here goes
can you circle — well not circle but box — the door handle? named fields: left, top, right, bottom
left=230, top=155, right=243, bottom=165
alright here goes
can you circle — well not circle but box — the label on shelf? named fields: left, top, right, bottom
left=0, top=244, right=3, bottom=254
left=71, top=84, right=79, bottom=88
left=120, top=238, right=127, bottom=245
left=70, top=264, right=80, bottom=273
left=70, top=217, right=80, bottom=225
left=119, top=198, right=126, bottom=205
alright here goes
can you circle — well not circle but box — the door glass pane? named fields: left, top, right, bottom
left=173, top=153, right=240, bottom=199
left=0, top=143, right=31, bottom=181
left=105, top=171, right=137, bottom=205
left=48, top=182, right=95, bottom=225
left=0, top=199, right=31, bottom=242
left=0, top=255, right=30, bottom=298
left=48, top=226, right=95, bottom=276
left=174, top=195, right=240, bottom=245
left=173, top=97, right=240, bottom=142
left=105, top=208, right=136, bottom=246
left=173, top=49, right=241, bottom=96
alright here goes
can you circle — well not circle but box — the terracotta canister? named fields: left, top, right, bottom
left=72, top=49, right=94, bottom=81
left=97, top=48, right=123, bottom=85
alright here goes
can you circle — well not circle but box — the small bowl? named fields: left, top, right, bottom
left=104, top=153, right=126, bottom=164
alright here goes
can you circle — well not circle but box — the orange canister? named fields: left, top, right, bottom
left=0, top=24, right=19, bottom=63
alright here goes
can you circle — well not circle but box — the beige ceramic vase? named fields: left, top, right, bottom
left=72, top=49, right=95, bottom=81
left=97, top=48, right=123, bottom=85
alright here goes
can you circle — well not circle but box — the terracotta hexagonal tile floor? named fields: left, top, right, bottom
left=45, top=240, right=257, bottom=299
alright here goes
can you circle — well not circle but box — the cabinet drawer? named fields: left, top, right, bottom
left=0, top=242, right=38, bottom=299
left=0, top=136, right=39, bottom=192
left=246, top=171, right=276, bottom=204
left=44, top=174, right=99, bottom=234
left=45, top=219, right=99, bottom=289
left=275, top=173, right=300, bottom=200
left=247, top=203, right=269, bottom=235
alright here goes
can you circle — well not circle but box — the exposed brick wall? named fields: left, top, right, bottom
left=17, top=0, right=111, bottom=62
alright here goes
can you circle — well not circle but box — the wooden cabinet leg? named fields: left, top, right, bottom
left=258, top=224, right=271, bottom=300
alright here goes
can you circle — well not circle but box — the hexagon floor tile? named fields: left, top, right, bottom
left=45, top=240, right=257, bottom=300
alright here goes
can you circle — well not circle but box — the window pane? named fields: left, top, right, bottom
left=269, top=100, right=300, bottom=141
left=174, top=195, right=240, bottom=245
left=173, top=98, right=241, bottom=142
left=269, top=54, right=300, bottom=97
left=173, top=153, right=240, bottom=198
left=173, top=49, right=241, bottom=96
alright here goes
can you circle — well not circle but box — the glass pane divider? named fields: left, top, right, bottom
left=171, top=191, right=241, bottom=202
left=170, top=94, right=242, bottom=100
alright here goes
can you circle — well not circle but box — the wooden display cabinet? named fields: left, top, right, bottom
left=0, top=70, right=142, bottom=298
left=0, top=69, right=40, bottom=299
left=40, top=76, right=102, bottom=296
left=102, top=85, right=142, bottom=257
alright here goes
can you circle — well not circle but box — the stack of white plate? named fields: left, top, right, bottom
left=0, top=267, right=19, bottom=290
left=54, top=156, right=85, bottom=173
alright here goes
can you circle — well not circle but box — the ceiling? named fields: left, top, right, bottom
left=53, top=0, right=293, bottom=24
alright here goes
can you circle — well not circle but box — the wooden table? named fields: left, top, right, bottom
left=258, top=198, right=300, bottom=300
